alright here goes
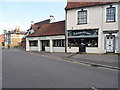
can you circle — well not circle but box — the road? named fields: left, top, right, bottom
left=2, top=49, right=118, bottom=88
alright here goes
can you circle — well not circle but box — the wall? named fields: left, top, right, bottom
left=45, top=47, right=50, bottom=52
left=66, top=3, right=119, bottom=31
left=66, top=3, right=119, bottom=53
left=86, top=47, right=99, bottom=53
left=26, top=35, right=65, bottom=52
left=53, top=47, right=65, bottom=52
left=11, top=34, right=24, bottom=47
left=30, top=47, right=38, bottom=51
left=118, top=3, right=120, bottom=54
left=67, top=47, right=79, bottom=53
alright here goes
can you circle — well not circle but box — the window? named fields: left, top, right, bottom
left=106, top=7, right=116, bottom=22
left=68, top=38, right=98, bottom=47
left=53, top=39, right=65, bottom=47
left=45, top=40, right=50, bottom=47
left=86, top=38, right=98, bottom=47
left=78, top=10, right=87, bottom=24
left=68, top=38, right=79, bottom=47
left=29, top=41, right=38, bottom=46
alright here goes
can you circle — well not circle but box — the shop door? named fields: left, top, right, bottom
left=106, top=35, right=115, bottom=53
left=79, top=39, right=86, bottom=53
left=41, top=40, right=45, bottom=51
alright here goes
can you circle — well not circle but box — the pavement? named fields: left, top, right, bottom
left=5, top=47, right=120, bottom=70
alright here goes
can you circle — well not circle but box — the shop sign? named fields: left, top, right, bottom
left=68, top=29, right=98, bottom=37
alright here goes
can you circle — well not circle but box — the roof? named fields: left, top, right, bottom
left=27, top=20, right=65, bottom=37
left=31, top=19, right=50, bottom=31
left=65, top=1, right=118, bottom=10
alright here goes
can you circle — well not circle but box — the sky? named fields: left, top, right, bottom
left=0, top=0, right=67, bottom=35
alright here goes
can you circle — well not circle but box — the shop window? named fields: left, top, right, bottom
left=68, top=38, right=79, bottom=47
left=53, top=39, right=65, bottom=47
left=106, top=7, right=116, bottom=22
left=68, top=38, right=98, bottom=47
left=45, top=40, right=50, bottom=47
left=29, top=41, right=38, bottom=46
left=86, top=38, right=98, bottom=47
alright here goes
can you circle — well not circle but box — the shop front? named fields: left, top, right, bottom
left=26, top=35, right=65, bottom=52
left=67, top=29, right=99, bottom=53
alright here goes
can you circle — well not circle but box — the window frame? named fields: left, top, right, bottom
left=53, top=39, right=65, bottom=47
left=77, top=10, right=87, bottom=25
left=29, top=40, right=38, bottom=47
left=68, top=38, right=98, bottom=47
left=106, top=6, right=116, bottom=22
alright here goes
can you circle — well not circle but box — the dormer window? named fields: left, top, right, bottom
left=30, top=29, right=34, bottom=34
left=106, top=6, right=116, bottom=22
left=78, top=10, right=87, bottom=24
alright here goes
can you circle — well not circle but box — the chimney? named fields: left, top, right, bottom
left=50, top=15, right=55, bottom=23
left=31, top=21, right=34, bottom=25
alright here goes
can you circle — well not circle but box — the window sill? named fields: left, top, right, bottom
left=53, top=46, right=65, bottom=47
left=86, top=46, right=98, bottom=47
left=106, top=21, right=116, bottom=23
left=77, top=23, right=87, bottom=25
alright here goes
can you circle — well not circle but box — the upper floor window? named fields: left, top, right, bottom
left=78, top=10, right=87, bottom=24
left=106, top=7, right=116, bottom=22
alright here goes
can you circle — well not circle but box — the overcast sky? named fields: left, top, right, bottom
left=0, top=0, right=67, bottom=34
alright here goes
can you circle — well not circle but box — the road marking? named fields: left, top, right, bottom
left=9, top=49, right=119, bottom=71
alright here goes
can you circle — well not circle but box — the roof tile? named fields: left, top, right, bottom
left=27, top=20, right=65, bottom=37
left=65, top=1, right=116, bottom=10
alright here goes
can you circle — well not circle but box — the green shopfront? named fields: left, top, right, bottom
left=67, top=29, right=99, bottom=53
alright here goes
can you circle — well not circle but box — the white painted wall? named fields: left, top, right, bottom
left=26, top=38, right=30, bottom=51
left=53, top=47, right=65, bottom=52
left=86, top=47, right=99, bottom=53
left=103, top=5, right=118, bottom=31
left=67, top=4, right=119, bottom=31
left=30, top=47, right=38, bottom=51
left=67, top=47, right=79, bottom=53
left=66, top=3, right=119, bottom=53
left=118, top=3, right=120, bottom=54
left=26, top=35, right=65, bottom=52
left=45, top=47, right=50, bottom=52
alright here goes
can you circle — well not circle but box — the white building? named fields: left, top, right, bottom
left=65, top=2, right=120, bottom=54
left=26, top=20, right=65, bottom=52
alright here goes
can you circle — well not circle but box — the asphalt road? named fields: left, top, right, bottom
left=2, top=49, right=118, bottom=88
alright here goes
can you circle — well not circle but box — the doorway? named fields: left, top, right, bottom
left=106, top=35, right=115, bottom=53
left=41, top=40, right=45, bottom=51
left=79, top=39, right=86, bottom=53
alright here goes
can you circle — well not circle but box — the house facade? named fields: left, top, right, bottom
left=65, top=2, right=120, bottom=54
left=4, top=28, right=25, bottom=47
left=26, top=20, right=65, bottom=52
left=0, top=34, right=4, bottom=47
